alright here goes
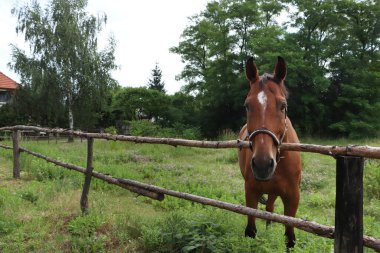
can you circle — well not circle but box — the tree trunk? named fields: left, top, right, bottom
left=68, top=98, right=74, bottom=142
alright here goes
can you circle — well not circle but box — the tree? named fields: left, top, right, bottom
left=171, top=0, right=284, bottom=136
left=173, top=0, right=380, bottom=138
left=282, top=0, right=334, bottom=135
left=325, top=0, right=380, bottom=138
left=147, top=63, right=166, bottom=93
left=10, top=0, right=117, bottom=132
left=112, top=87, right=170, bottom=123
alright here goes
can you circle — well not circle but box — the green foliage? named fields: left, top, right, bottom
left=20, top=190, right=39, bottom=204
left=112, top=87, right=170, bottom=123
left=147, top=63, right=166, bottom=93
left=110, top=88, right=201, bottom=135
left=141, top=212, right=230, bottom=253
left=167, top=92, right=200, bottom=127
left=10, top=0, right=117, bottom=129
left=171, top=0, right=380, bottom=138
left=104, top=126, right=117, bottom=135
left=1, top=138, right=380, bottom=252
left=128, top=120, right=159, bottom=136
left=67, top=214, right=107, bottom=253
left=5, top=0, right=379, bottom=139
left=0, top=104, right=25, bottom=127
left=364, top=160, right=380, bottom=200
left=0, top=218, right=19, bottom=236
left=128, top=120, right=201, bottom=139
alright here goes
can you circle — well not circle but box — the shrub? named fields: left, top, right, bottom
left=128, top=120, right=201, bottom=139
left=141, top=212, right=233, bottom=253
left=104, top=126, right=117, bottom=135
left=67, top=214, right=108, bottom=253
left=218, top=129, right=237, bottom=141
left=128, top=120, right=158, bottom=136
left=19, top=190, right=39, bottom=204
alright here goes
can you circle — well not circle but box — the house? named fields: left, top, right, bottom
left=0, top=72, right=18, bottom=107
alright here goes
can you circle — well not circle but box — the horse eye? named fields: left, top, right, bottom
left=244, top=103, right=249, bottom=112
left=280, top=103, right=287, bottom=113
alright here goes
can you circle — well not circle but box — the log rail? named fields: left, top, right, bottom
left=1, top=125, right=380, bottom=158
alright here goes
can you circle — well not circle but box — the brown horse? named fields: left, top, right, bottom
left=238, top=56, right=302, bottom=248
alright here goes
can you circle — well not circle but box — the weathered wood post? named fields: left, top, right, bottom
left=334, top=156, right=364, bottom=253
left=12, top=130, right=21, bottom=178
left=80, top=137, right=94, bottom=214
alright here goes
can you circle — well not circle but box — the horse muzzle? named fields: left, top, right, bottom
left=250, top=156, right=277, bottom=181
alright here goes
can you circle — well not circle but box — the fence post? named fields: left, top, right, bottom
left=80, top=137, right=94, bottom=214
left=12, top=130, right=21, bottom=179
left=334, top=156, right=364, bottom=253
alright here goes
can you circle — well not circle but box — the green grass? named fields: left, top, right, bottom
left=0, top=137, right=379, bottom=252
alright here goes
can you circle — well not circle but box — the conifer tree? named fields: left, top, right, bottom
left=147, top=63, right=166, bottom=93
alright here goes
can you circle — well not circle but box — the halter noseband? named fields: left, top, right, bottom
left=248, top=128, right=281, bottom=146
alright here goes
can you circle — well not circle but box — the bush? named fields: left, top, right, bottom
left=128, top=120, right=159, bottom=136
left=67, top=214, right=108, bottom=253
left=141, top=212, right=228, bottom=253
left=104, top=126, right=117, bottom=135
left=19, top=190, right=39, bottom=204
left=218, top=129, right=237, bottom=141
left=127, top=120, right=201, bottom=139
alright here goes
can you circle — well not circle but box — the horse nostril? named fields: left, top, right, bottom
left=251, top=158, right=256, bottom=168
left=269, top=158, right=274, bottom=168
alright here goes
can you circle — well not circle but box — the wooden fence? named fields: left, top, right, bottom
left=0, top=125, right=379, bottom=252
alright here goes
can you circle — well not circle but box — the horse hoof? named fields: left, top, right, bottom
left=285, top=232, right=296, bottom=248
left=259, top=195, right=267, bottom=205
left=286, top=239, right=295, bottom=248
left=245, top=226, right=257, bottom=238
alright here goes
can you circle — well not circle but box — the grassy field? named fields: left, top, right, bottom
left=0, top=137, right=379, bottom=252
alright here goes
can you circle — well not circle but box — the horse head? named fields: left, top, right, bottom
left=244, top=56, right=288, bottom=181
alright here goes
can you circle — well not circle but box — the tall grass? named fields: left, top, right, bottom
left=0, top=137, right=379, bottom=252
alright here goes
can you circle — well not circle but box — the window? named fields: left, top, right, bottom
left=0, top=90, right=11, bottom=103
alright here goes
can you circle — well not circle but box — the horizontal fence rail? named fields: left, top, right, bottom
left=1, top=125, right=380, bottom=252
left=0, top=143, right=12, bottom=150
left=2, top=125, right=380, bottom=159
left=18, top=146, right=164, bottom=201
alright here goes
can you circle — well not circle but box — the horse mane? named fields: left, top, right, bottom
left=259, top=73, right=288, bottom=99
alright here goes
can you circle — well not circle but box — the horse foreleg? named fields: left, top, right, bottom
left=265, top=194, right=277, bottom=228
left=282, top=189, right=300, bottom=248
left=244, top=182, right=259, bottom=238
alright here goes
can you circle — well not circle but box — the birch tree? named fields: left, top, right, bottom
left=10, top=0, right=117, bottom=135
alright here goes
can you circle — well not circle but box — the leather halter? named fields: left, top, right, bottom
left=244, top=108, right=288, bottom=163
left=238, top=73, right=288, bottom=163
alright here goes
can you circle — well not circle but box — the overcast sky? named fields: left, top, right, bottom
left=0, top=0, right=210, bottom=94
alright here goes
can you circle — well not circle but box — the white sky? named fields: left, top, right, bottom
left=0, top=0, right=210, bottom=94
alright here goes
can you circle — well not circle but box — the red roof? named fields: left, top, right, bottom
left=0, top=72, right=18, bottom=90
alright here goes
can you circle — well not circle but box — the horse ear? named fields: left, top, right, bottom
left=274, top=56, right=287, bottom=81
left=245, top=57, right=259, bottom=83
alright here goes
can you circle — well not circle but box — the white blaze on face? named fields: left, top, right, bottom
left=257, top=91, right=267, bottom=137
left=257, top=91, right=267, bottom=111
